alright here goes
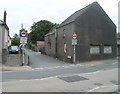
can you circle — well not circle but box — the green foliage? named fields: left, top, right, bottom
left=118, top=32, right=120, bottom=38
left=28, top=20, right=58, bottom=45
left=11, top=33, right=20, bottom=46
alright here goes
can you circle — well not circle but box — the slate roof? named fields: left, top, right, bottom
left=58, top=2, right=98, bottom=28
left=58, top=2, right=115, bottom=28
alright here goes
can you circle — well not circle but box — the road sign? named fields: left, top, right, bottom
left=20, top=29, right=27, bottom=37
left=72, top=32, right=77, bottom=45
left=20, top=37, right=27, bottom=44
left=72, top=33, right=77, bottom=39
left=20, top=29, right=27, bottom=44
left=72, top=39, right=77, bottom=45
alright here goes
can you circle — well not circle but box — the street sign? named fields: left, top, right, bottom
left=72, top=39, right=77, bottom=45
left=20, top=29, right=27, bottom=44
left=72, top=33, right=77, bottom=39
left=20, top=37, right=27, bottom=44
left=20, top=29, right=27, bottom=37
left=72, top=32, right=77, bottom=45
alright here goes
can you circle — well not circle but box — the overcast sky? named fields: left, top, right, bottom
left=0, top=0, right=119, bottom=37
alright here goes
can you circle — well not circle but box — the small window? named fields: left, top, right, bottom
left=64, top=43, right=67, bottom=53
left=90, top=46, right=100, bottom=54
left=104, top=46, right=112, bottom=54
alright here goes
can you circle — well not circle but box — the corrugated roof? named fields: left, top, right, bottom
left=58, top=2, right=98, bottom=28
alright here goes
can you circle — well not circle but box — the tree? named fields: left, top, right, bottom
left=28, top=20, right=58, bottom=44
left=118, top=32, right=120, bottom=38
left=11, top=33, right=20, bottom=46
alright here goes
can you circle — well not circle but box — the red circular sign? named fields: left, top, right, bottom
left=20, top=29, right=27, bottom=37
left=72, top=33, right=77, bottom=39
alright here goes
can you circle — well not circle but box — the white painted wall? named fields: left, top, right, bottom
left=0, top=24, right=3, bottom=63
left=8, top=36, right=11, bottom=47
left=0, top=20, right=9, bottom=63
left=4, top=28, right=8, bottom=49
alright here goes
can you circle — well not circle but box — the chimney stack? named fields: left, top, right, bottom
left=3, top=11, right=7, bottom=23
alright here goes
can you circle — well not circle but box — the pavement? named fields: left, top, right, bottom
left=0, top=63, right=31, bottom=71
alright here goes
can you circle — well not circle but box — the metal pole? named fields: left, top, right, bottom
left=22, top=46, right=24, bottom=65
left=21, top=24, right=23, bottom=29
left=73, top=45, right=76, bottom=63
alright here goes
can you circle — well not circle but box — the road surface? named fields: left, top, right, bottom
left=1, top=49, right=119, bottom=92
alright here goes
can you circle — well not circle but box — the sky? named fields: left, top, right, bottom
left=0, top=0, right=119, bottom=37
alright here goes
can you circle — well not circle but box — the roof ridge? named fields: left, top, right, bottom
left=58, top=2, right=99, bottom=28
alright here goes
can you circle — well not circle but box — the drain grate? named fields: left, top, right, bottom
left=58, top=75, right=89, bottom=83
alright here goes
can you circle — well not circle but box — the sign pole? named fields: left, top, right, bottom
left=20, top=28, right=27, bottom=66
left=22, top=44, right=25, bottom=65
left=22, top=48, right=24, bottom=65
left=73, top=45, right=76, bottom=63
left=72, top=32, right=77, bottom=64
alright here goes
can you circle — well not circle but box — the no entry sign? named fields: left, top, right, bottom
left=72, top=33, right=77, bottom=39
left=72, top=32, right=77, bottom=45
left=20, top=29, right=27, bottom=37
left=20, top=29, right=27, bottom=44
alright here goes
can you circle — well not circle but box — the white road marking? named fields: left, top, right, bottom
left=77, top=70, right=101, bottom=76
left=4, top=76, right=58, bottom=82
left=112, top=62, right=118, bottom=64
left=88, top=85, right=118, bottom=92
left=30, top=64, right=88, bottom=71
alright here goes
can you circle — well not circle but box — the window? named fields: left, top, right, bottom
left=90, top=46, right=100, bottom=54
left=64, top=43, right=67, bottom=53
left=104, top=46, right=112, bottom=54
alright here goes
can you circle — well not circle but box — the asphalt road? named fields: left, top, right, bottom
left=2, top=59, right=118, bottom=82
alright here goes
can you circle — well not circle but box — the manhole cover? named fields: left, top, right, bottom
left=58, top=75, right=89, bottom=83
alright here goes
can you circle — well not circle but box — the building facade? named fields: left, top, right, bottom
left=36, top=41, right=45, bottom=52
left=118, top=1, right=120, bottom=56
left=0, top=11, right=9, bottom=63
left=45, top=2, right=117, bottom=63
left=45, top=30, right=56, bottom=57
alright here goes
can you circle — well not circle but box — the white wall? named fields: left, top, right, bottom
left=4, top=28, right=8, bottom=49
left=0, top=21, right=9, bottom=63
left=0, top=25, right=3, bottom=63
left=8, top=36, right=11, bottom=47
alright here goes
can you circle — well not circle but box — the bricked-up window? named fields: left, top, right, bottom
left=104, top=46, right=112, bottom=54
left=90, top=45, right=100, bottom=54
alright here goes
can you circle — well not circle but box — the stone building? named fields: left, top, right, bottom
left=45, top=2, right=117, bottom=63
left=36, top=41, right=45, bottom=52
left=45, top=30, right=56, bottom=57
